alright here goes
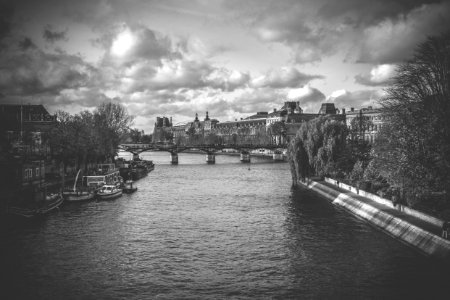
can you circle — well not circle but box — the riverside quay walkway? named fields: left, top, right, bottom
left=300, top=178, right=450, bottom=261
left=119, top=143, right=286, bottom=164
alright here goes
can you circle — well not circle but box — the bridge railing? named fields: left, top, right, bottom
left=120, top=143, right=287, bottom=152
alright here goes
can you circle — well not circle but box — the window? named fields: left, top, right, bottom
left=24, top=168, right=32, bottom=180
left=36, top=168, right=40, bottom=177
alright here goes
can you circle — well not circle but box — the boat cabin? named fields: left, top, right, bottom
left=99, top=185, right=116, bottom=193
left=82, top=164, right=120, bottom=188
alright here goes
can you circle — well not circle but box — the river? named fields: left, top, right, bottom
left=1, top=152, right=448, bottom=299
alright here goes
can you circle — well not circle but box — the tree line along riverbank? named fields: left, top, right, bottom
left=287, top=32, right=450, bottom=221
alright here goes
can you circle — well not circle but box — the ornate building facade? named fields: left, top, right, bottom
left=345, top=106, right=383, bottom=143
left=155, top=101, right=347, bottom=146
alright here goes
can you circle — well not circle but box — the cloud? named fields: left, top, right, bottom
left=316, top=0, right=439, bottom=27
left=96, top=24, right=250, bottom=93
left=0, top=87, right=113, bottom=116
left=251, top=67, right=323, bottom=88
left=287, top=85, right=326, bottom=106
left=99, top=28, right=250, bottom=93
left=0, top=45, right=97, bottom=96
left=0, top=2, right=14, bottom=41
left=355, top=1, right=450, bottom=63
left=119, top=59, right=249, bottom=93
left=97, top=23, right=176, bottom=67
left=327, top=89, right=386, bottom=109
left=52, top=88, right=112, bottom=109
left=18, top=37, right=37, bottom=50
left=43, top=25, right=68, bottom=43
left=206, top=68, right=250, bottom=91
left=355, top=64, right=396, bottom=86
left=226, top=87, right=286, bottom=114
left=225, top=0, right=450, bottom=64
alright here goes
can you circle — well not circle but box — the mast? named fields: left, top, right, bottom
left=73, top=169, right=81, bottom=192
left=20, top=103, right=23, bottom=142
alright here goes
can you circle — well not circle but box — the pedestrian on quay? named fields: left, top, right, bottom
left=442, top=221, right=450, bottom=239
left=391, top=194, right=398, bottom=209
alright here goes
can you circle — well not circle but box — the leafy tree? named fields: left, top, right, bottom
left=268, top=121, right=287, bottom=145
left=288, top=116, right=349, bottom=179
left=128, top=128, right=143, bottom=143
left=94, top=102, right=134, bottom=162
left=348, top=113, right=373, bottom=142
left=48, top=102, right=134, bottom=179
left=288, top=136, right=310, bottom=184
left=141, top=134, right=152, bottom=143
left=374, top=32, right=450, bottom=205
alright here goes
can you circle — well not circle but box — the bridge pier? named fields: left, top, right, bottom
left=240, top=151, right=251, bottom=163
left=132, top=153, right=140, bottom=160
left=170, top=152, right=178, bottom=165
left=273, top=152, right=284, bottom=161
left=205, top=153, right=215, bottom=164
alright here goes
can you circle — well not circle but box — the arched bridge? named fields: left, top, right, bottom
left=118, top=143, right=286, bottom=164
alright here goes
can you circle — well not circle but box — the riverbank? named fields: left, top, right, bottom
left=297, top=178, right=450, bottom=261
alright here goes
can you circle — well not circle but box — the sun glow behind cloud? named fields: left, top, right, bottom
left=111, top=29, right=135, bottom=57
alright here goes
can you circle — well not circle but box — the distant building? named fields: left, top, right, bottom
left=0, top=104, right=56, bottom=211
left=214, top=101, right=345, bottom=145
left=0, top=158, right=46, bottom=212
left=152, top=116, right=173, bottom=142
left=318, top=103, right=339, bottom=115
left=345, top=106, right=383, bottom=143
left=0, top=104, right=56, bottom=159
left=155, top=101, right=348, bottom=146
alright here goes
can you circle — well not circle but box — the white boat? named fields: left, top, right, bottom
left=97, top=185, right=122, bottom=200
left=63, top=169, right=95, bottom=202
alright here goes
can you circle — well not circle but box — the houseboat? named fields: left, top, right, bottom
left=82, top=163, right=121, bottom=188
left=3, top=159, right=64, bottom=218
left=7, top=187, right=64, bottom=218
left=117, top=159, right=154, bottom=181
left=62, top=169, right=95, bottom=202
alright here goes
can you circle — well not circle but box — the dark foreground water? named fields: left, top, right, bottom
left=1, top=152, right=449, bottom=299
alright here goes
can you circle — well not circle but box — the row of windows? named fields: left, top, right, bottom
left=23, top=167, right=41, bottom=180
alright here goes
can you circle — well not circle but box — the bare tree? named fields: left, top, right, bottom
left=374, top=31, right=450, bottom=204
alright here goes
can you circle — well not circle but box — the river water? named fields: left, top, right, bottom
left=1, top=152, right=448, bottom=299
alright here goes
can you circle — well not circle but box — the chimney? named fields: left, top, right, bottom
left=273, top=108, right=277, bottom=112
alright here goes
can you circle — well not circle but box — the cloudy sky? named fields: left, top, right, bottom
left=1, top=0, right=449, bottom=132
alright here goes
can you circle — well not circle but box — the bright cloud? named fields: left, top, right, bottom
left=355, top=64, right=396, bottom=86
left=327, top=89, right=386, bottom=110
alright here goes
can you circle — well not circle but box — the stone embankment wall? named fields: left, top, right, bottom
left=324, top=177, right=444, bottom=228
left=299, top=178, right=450, bottom=261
